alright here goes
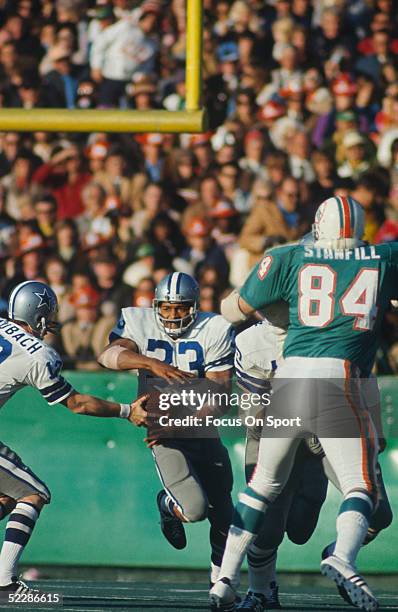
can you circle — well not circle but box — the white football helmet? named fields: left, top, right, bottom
left=312, top=195, right=365, bottom=249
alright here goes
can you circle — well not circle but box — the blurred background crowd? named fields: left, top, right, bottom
left=0, top=0, right=397, bottom=371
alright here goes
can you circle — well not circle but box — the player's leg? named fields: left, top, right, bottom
left=239, top=429, right=293, bottom=611
left=193, top=439, right=234, bottom=585
left=0, top=494, right=46, bottom=588
left=240, top=485, right=293, bottom=612
left=210, top=435, right=302, bottom=609
left=0, top=443, right=50, bottom=594
left=152, top=442, right=208, bottom=550
left=0, top=496, right=16, bottom=521
left=319, top=425, right=379, bottom=611
left=322, top=457, right=393, bottom=556
left=285, top=449, right=328, bottom=545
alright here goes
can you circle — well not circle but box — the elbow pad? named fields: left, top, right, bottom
left=98, top=345, right=128, bottom=369
left=221, top=289, right=248, bottom=324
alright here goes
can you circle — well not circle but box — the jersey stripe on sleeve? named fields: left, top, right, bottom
left=235, top=367, right=271, bottom=393
left=205, top=353, right=234, bottom=371
left=40, top=377, right=73, bottom=405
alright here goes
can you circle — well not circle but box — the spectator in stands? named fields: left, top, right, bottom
left=32, top=143, right=91, bottom=219
left=54, top=218, right=80, bottom=272
left=90, top=1, right=160, bottom=107
left=131, top=182, right=168, bottom=238
left=1, top=148, right=40, bottom=220
left=44, top=255, right=74, bottom=323
left=42, top=45, right=82, bottom=108
left=33, top=194, right=58, bottom=248
left=239, top=178, right=290, bottom=267
left=90, top=254, right=133, bottom=314
left=61, top=285, right=116, bottom=371
left=175, top=217, right=229, bottom=285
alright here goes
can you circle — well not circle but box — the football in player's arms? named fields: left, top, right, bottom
left=98, top=272, right=236, bottom=589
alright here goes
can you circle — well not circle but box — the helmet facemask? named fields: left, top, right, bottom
left=154, top=299, right=198, bottom=338
left=36, top=315, right=61, bottom=339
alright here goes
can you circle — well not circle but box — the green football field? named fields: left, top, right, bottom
left=1, top=572, right=397, bottom=612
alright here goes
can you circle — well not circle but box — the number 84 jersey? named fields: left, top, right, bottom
left=110, top=307, right=235, bottom=378
left=240, top=242, right=398, bottom=376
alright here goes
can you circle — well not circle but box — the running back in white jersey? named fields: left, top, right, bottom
left=0, top=318, right=73, bottom=408
left=110, top=307, right=235, bottom=382
left=235, top=321, right=286, bottom=392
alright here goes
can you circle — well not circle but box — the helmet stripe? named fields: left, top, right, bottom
left=336, top=197, right=344, bottom=236
left=167, top=273, right=172, bottom=294
left=348, top=196, right=356, bottom=232
left=339, top=196, right=352, bottom=238
left=170, top=272, right=179, bottom=296
left=176, top=272, right=182, bottom=294
left=8, top=280, right=34, bottom=319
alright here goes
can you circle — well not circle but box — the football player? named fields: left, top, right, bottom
left=210, top=195, right=396, bottom=611
left=234, top=319, right=392, bottom=612
left=0, top=280, right=145, bottom=598
left=234, top=319, right=327, bottom=611
left=98, top=272, right=235, bottom=588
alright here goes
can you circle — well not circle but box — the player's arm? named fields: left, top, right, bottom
left=98, top=337, right=193, bottom=382
left=29, top=353, right=149, bottom=425
left=220, top=289, right=255, bottom=324
left=221, top=248, right=290, bottom=324
left=62, top=391, right=149, bottom=425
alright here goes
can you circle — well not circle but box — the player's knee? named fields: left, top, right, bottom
left=0, top=496, right=16, bottom=517
left=18, top=492, right=50, bottom=511
left=183, top=499, right=208, bottom=523
left=287, top=500, right=324, bottom=544
left=287, top=521, right=316, bottom=545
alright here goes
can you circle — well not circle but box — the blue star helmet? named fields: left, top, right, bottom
left=153, top=272, right=200, bottom=338
left=8, top=280, right=59, bottom=338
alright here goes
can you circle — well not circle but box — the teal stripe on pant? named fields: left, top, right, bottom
left=233, top=487, right=268, bottom=533
left=339, top=497, right=372, bottom=520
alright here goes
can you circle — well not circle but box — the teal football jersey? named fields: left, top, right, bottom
left=240, top=242, right=398, bottom=375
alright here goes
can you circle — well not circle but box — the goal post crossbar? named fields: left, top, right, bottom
left=0, top=0, right=206, bottom=133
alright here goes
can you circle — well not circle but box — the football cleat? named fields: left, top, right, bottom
left=0, top=578, right=42, bottom=599
left=321, top=543, right=354, bottom=606
left=209, top=577, right=237, bottom=611
left=156, top=490, right=187, bottom=550
left=267, top=581, right=282, bottom=609
left=321, top=555, right=379, bottom=611
left=321, top=542, right=336, bottom=560
left=236, top=591, right=267, bottom=611
left=236, top=582, right=281, bottom=611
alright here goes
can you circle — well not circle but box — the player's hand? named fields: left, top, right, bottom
left=144, top=437, right=159, bottom=448
left=150, top=359, right=194, bottom=382
left=129, top=394, right=149, bottom=427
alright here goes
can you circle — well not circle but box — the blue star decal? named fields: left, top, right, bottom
left=34, top=288, right=52, bottom=311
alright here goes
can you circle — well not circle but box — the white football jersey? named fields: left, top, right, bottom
left=235, top=321, right=286, bottom=392
left=110, top=307, right=234, bottom=380
left=0, top=318, right=73, bottom=409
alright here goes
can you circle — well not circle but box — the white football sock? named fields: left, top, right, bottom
left=210, top=562, right=220, bottom=584
left=247, top=544, right=277, bottom=596
left=218, top=527, right=256, bottom=590
left=334, top=492, right=372, bottom=566
left=0, top=503, right=39, bottom=586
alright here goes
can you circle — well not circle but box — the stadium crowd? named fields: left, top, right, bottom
left=0, top=0, right=397, bottom=370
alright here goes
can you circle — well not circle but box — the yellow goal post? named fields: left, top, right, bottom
left=0, top=0, right=206, bottom=134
